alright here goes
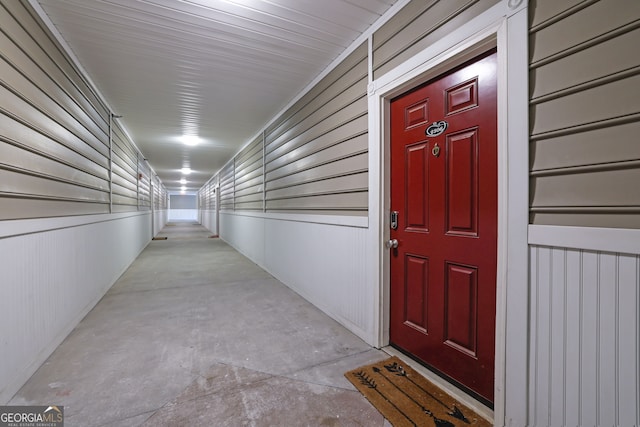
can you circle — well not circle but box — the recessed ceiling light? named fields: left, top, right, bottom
left=181, top=167, right=192, bottom=175
left=181, top=186, right=187, bottom=191
left=181, top=135, right=200, bottom=146
left=180, top=178, right=187, bottom=184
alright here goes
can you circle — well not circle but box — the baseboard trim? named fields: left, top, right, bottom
left=529, top=224, right=640, bottom=254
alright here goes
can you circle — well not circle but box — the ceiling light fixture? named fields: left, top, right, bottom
left=181, top=186, right=187, bottom=191
left=180, top=178, right=187, bottom=184
left=181, top=135, right=200, bottom=146
left=180, top=167, right=192, bottom=175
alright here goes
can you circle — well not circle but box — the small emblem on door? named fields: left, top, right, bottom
left=425, top=120, right=448, bottom=137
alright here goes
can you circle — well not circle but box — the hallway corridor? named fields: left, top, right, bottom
left=9, top=223, right=389, bottom=426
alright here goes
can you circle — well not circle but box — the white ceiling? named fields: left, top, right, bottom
left=34, top=0, right=398, bottom=192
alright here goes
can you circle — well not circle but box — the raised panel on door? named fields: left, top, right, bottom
left=405, top=141, right=430, bottom=232
left=404, top=254, right=429, bottom=333
left=444, top=262, right=478, bottom=357
left=446, top=128, right=478, bottom=236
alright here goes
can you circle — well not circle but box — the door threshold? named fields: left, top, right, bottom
left=381, top=346, right=494, bottom=424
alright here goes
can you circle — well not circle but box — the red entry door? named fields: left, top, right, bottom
left=389, top=50, right=498, bottom=404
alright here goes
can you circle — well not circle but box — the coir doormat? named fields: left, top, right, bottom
left=345, top=356, right=491, bottom=427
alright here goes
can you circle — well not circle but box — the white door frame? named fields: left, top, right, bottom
left=367, top=1, right=530, bottom=425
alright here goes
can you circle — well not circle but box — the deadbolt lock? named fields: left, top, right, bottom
left=390, top=211, right=399, bottom=230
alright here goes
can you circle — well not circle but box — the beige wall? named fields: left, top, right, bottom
left=529, top=0, right=640, bottom=228
left=202, top=42, right=369, bottom=216
left=0, top=1, right=166, bottom=220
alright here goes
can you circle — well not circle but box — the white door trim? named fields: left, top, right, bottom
left=367, top=1, right=529, bottom=425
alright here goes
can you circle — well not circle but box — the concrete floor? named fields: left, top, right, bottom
left=10, top=222, right=391, bottom=426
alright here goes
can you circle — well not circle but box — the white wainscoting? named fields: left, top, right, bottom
left=528, top=228, right=640, bottom=427
left=0, top=213, right=151, bottom=403
left=168, top=209, right=198, bottom=221
left=153, top=209, right=169, bottom=236
left=217, top=212, right=376, bottom=344
left=200, top=210, right=217, bottom=236
left=219, top=213, right=265, bottom=267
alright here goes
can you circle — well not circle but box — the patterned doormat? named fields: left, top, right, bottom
left=345, top=357, right=491, bottom=427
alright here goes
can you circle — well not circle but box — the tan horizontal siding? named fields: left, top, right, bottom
left=112, top=125, right=137, bottom=167
left=0, top=113, right=109, bottom=176
left=138, top=161, right=151, bottom=209
left=0, top=135, right=108, bottom=191
left=266, top=172, right=368, bottom=201
left=111, top=119, right=149, bottom=210
left=529, top=0, right=640, bottom=66
left=111, top=151, right=136, bottom=182
left=0, top=15, right=108, bottom=161
left=266, top=119, right=367, bottom=172
left=372, top=0, right=500, bottom=79
left=266, top=136, right=367, bottom=185
left=111, top=154, right=137, bottom=189
left=0, top=168, right=109, bottom=203
left=0, top=2, right=167, bottom=219
left=0, top=49, right=108, bottom=151
left=212, top=177, right=218, bottom=210
left=199, top=44, right=369, bottom=216
left=235, top=176, right=263, bottom=197
left=265, top=192, right=368, bottom=211
left=265, top=98, right=367, bottom=165
left=530, top=27, right=640, bottom=101
left=219, top=162, right=234, bottom=211
left=266, top=50, right=368, bottom=149
left=234, top=135, right=263, bottom=211
left=235, top=136, right=263, bottom=167
left=111, top=165, right=136, bottom=192
left=531, top=74, right=640, bottom=137
left=528, top=0, right=597, bottom=29
left=201, top=175, right=218, bottom=211
left=265, top=43, right=367, bottom=140
left=260, top=44, right=368, bottom=214
left=153, top=176, right=161, bottom=209
left=235, top=155, right=262, bottom=186
left=0, top=198, right=108, bottom=220
left=201, top=183, right=210, bottom=210
left=157, top=184, right=168, bottom=210
left=0, top=85, right=108, bottom=165
left=531, top=121, right=640, bottom=172
left=200, top=181, right=209, bottom=210
left=529, top=0, right=640, bottom=228
left=111, top=183, right=137, bottom=202
left=266, top=77, right=366, bottom=156
left=1, top=2, right=109, bottom=123
left=531, top=168, right=640, bottom=207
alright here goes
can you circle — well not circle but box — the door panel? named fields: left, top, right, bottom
left=405, top=253, right=429, bottom=333
left=445, top=77, right=479, bottom=114
left=389, top=49, right=497, bottom=404
left=405, top=142, right=430, bottom=231
left=444, top=262, right=478, bottom=357
left=446, top=129, right=478, bottom=236
left=405, top=100, right=430, bottom=128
